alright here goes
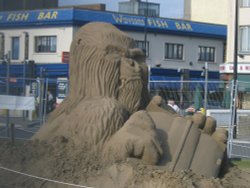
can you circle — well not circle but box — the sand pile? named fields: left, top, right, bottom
left=0, top=139, right=250, bottom=188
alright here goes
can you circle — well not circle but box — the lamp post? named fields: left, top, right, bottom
left=0, top=32, right=4, bottom=60
left=203, top=62, right=208, bottom=114
left=228, top=0, right=239, bottom=158
left=232, top=0, right=239, bottom=139
left=5, top=51, right=11, bottom=137
left=144, top=0, right=148, bottom=55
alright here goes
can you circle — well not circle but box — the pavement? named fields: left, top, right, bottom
left=0, top=116, right=41, bottom=140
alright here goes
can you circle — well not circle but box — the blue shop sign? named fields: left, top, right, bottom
left=0, top=8, right=226, bottom=39
left=0, top=9, right=73, bottom=26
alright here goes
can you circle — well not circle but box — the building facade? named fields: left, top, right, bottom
left=0, top=8, right=226, bottom=71
left=219, top=0, right=250, bottom=109
left=0, top=0, right=58, bottom=11
left=119, top=0, right=160, bottom=17
left=221, top=0, right=250, bottom=78
left=184, top=0, right=229, bottom=25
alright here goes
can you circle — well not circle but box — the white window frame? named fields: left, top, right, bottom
left=164, top=43, right=183, bottom=60
left=239, top=26, right=250, bottom=53
left=11, top=37, right=20, bottom=60
left=34, top=35, right=57, bottom=53
left=198, top=46, right=215, bottom=62
left=135, top=40, right=149, bottom=57
left=240, top=0, right=250, bottom=7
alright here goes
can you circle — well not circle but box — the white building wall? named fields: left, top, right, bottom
left=226, top=0, right=235, bottom=63
left=238, top=7, right=250, bottom=62
left=0, top=25, right=225, bottom=72
left=1, top=26, right=73, bottom=64
left=227, top=0, right=250, bottom=63
left=127, top=31, right=225, bottom=72
left=184, top=0, right=229, bottom=25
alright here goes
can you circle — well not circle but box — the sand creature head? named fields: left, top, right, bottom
left=68, top=22, right=149, bottom=113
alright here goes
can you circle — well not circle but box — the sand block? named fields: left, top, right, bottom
left=147, top=111, right=179, bottom=165
left=172, top=124, right=201, bottom=171
left=190, top=133, right=225, bottom=178
left=167, top=117, right=193, bottom=161
left=166, top=117, right=200, bottom=171
left=148, top=111, right=176, bottom=133
left=203, top=116, right=216, bottom=135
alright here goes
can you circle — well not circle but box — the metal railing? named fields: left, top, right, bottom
left=1, top=77, right=250, bottom=159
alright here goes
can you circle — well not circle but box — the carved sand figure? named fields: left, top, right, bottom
left=0, top=22, right=237, bottom=188
left=33, top=22, right=227, bottom=178
left=33, top=22, right=161, bottom=162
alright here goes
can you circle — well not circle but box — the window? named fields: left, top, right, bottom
left=239, top=26, right=250, bottom=53
left=135, top=40, right=149, bottom=57
left=0, top=34, right=4, bottom=60
left=165, top=43, right=183, bottom=60
left=11, top=37, right=20, bottom=60
left=198, top=46, right=215, bottom=62
left=240, top=0, right=250, bottom=7
left=138, top=2, right=160, bottom=17
left=35, top=36, right=56, bottom=53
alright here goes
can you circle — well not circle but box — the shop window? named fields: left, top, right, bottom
left=240, top=0, right=250, bottom=7
left=165, top=43, right=183, bottom=60
left=11, top=37, right=20, bottom=60
left=35, top=36, right=57, bottom=53
left=198, top=46, right=215, bottom=62
left=135, top=40, right=149, bottom=57
left=239, top=26, right=250, bottom=53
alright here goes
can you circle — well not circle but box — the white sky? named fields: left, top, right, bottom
left=59, top=0, right=184, bottom=18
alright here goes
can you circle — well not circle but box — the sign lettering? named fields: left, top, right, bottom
left=112, top=14, right=144, bottom=25
left=7, top=13, right=29, bottom=21
left=220, top=64, right=250, bottom=74
left=0, top=9, right=205, bottom=36
left=175, top=22, right=193, bottom=31
left=147, top=18, right=168, bottom=28
left=37, top=11, right=58, bottom=20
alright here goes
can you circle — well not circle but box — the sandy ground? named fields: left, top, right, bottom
left=0, top=138, right=250, bottom=188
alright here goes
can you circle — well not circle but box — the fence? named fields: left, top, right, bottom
left=149, top=80, right=250, bottom=159
left=0, top=77, right=58, bottom=139
left=1, top=77, right=250, bottom=158
left=149, top=80, right=231, bottom=113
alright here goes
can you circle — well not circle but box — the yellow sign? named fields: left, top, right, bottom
left=147, top=18, right=168, bottom=28
left=37, top=11, right=58, bottom=20
left=175, top=22, right=193, bottom=31
left=4, top=11, right=58, bottom=22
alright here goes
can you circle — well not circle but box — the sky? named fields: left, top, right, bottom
left=59, top=0, right=184, bottom=18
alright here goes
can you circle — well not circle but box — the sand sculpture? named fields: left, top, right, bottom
left=33, top=22, right=227, bottom=178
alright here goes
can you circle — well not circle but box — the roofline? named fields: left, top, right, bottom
left=0, top=8, right=227, bottom=40
left=0, top=6, right=227, bottom=27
